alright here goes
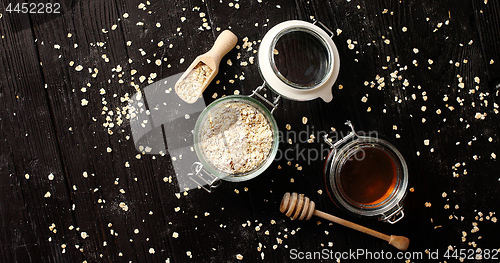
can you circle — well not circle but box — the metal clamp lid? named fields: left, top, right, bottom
left=380, top=204, right=405, bottom=224
left=313, top=20, right=334, bottom=38
left=249, top=82, right=281, bottom=114
left=187, top=162, right=222, bottom=193
left=323, top=120, right=358, bottom=149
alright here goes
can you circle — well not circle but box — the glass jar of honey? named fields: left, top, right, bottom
left=323, top=121, right=409, bottom=224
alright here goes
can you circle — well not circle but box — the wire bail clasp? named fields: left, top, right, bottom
left=250, top=82, right=281, bottom=114
left=313, top=20, right=335, bottom=39
left=187, top=162, right=221, bottom=193
left=323, top=120, right=357, bottom=149
left=380, top=204, right=405, bottom=224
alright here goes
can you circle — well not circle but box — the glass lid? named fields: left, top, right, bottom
left=272, top=28, right=331, bottom=89
left=258, top=20, right=340, bottom=102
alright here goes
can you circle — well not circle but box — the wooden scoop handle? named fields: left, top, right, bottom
left=280, top=192, right=410, bottom=251
left=205, top=30, right=238, bottom=67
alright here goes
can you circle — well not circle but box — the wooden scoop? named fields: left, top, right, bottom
left=175, top=30, right=238, bottom=103
left=280, top=192, right=410, bottom=251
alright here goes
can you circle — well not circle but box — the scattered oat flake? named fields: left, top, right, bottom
left=119, top=202, right=129, bottom=211
left=236, top=254, right=243, bottom=260
left=475, top=112, right=486, bottom=120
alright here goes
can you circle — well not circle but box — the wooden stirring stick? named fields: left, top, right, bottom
left=175, top=30, right=238, bottom=103
left=280, top=192, right=410, bottom=251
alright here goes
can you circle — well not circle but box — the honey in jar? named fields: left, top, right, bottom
left=339, top=146, right=398, bottom=206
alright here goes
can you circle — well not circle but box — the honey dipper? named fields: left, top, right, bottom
left=280, top=192, right=410, bottom=251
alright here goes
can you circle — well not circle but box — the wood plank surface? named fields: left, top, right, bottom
left=1, top=0, right=499, bottom=262
left=0, top=5, right=81, bottom=263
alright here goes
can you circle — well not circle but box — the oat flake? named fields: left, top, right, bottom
left=176, top=62, right=212, bottom=102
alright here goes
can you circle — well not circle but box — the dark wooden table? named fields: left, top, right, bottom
left=1, top=0, right=500, bottom=262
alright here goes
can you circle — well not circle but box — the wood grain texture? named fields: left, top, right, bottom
left=472, top=0, right=500, bottom=80
left=1, top=0, right=499, bottom=262
left=0, top=4, right=81, bottom=263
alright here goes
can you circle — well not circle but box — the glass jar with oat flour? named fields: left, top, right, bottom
left=188, top=20, right=341, bottom=192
